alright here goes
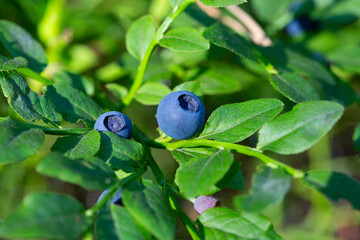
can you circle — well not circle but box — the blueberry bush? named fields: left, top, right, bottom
left=0, top=0, right=360, bottom=239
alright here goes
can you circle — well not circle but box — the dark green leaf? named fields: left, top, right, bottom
left=96, top=132, right=144, bottom=173
left=175, top=150, right=234, bottom=197
left=199, top=208, right=281, bottom=240
left=51, top=129, right=100, bottom=159
left=126, top=15, right=156, bottom=60
left=203, top=23, right=257, bottom=62
left=0, top=71, right=62, bottom=125
left=122, top=180, right=176, bottom=240
left=54, top=71, right=94, bottom=95
left=173, top=81, right=203, bottom=98
left=172, top=147, right=217, bottom=165
left=301, top=170, right=360, bottom=210
left=234, top=166, right=291, bottom=212
left=354, top=124, right=360, bottom=152
left=257, top=101, right=344, bottom=154
left=200, top=0, right=247, bottom=7
left=135, top=82, right=171, bottom=105
left=269, top=72, right=320, bottom=103
left=0, top=20, right=47, bottom=72
left=36, top=152, right=117, bottom=190
left=199, top=99, right=284, bottom=143
left=44, top=83, right=103, bottom=127
left=0, top=117, right=44, bottom=164
left=160, top=27, right=209, bottom=52
left=0, top=55, right=28, bottom=71
left=0, top=192, right=88, bottom=239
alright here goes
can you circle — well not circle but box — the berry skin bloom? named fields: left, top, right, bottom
left=157, top=91, right=205, bottom=140
left=94, top=111, right=133, bottom=139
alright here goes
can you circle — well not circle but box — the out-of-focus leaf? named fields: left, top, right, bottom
left=200, top=0, right=247, bottom=7
left=159, top=27, right=209, bottom=52
left=37, top=152, right=117, bottom=190
left=0, top=117, right=44, bottom=164
left=257, top=101, right=344, bottom=154
left=96, top=132, right=144, bottom=172
left=0, top=71, right=62, bottom=125
left=44, top=83, right=103, bottom=127
left=126, top=15, right=156, bottom=60
left=175, top=150, right=233, bottom=197
left=135, top=82, right=171, bottom=105
left=173, top=81, right=203, bottom=98
left=269, top=71, right=320, bottom=103
left=0, top=55, right=28, bottom=71
left=251, top=0, right=293, bottom=26
left=301, top=170, right=360, bottom=210
left=0, top=193, right=88, bottom=239
left=199, top=99, right=283, bottom=143
left=0, top=20, right=47, bottom=72
left=54, top=71, right=95, bottom=96
left=234, top=166, right=291, bottom=212
left=106, top=83, right=128, bottom=100
left=122, top=180, right=176, bottom=240
left=353, top=123, right=360, bottom=152
left=327, top=45, right=360, bottom=73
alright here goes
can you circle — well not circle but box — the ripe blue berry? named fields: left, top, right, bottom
left=97, top=189, right=123, bottom=206
left=157, top=91, right=205, bottom=140
left=94, top=111, right=132, bottom=139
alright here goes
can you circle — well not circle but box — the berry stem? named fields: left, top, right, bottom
left=120, top=0, right=195, bottom=108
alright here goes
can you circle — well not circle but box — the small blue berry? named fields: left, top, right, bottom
left=94, top=111, right=132, bottom=139
left=157, top=91, right=205, bottom=140
left=97, top=189, right=123, bottom=206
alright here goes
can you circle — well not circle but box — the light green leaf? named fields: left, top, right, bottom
left=203, top=23, right=257, bottom=62
left=251, top=0, right=293, bottom=25
left=36, top=152, right=117, bottom=190
left=354, top=123, right=360, bottom=152
left=126, top=15, right=156, bottom=60
left=199, top=208, right=282, bottom=240
left=199, top=99, right=284, bottom=143
left=257, top=101, right=344, bottom=154
left=269, top=72, right=320, bottom=103
left=173, top=81, right=203, bottom=98
left=195, top=69, right=241, bottom=95
left=172, top=147, right=217, bottom=165
left=122, top=180, right=176, bottom=240
left=301, top=170, right=360, bottom=210
left=327, top=45, right=360, bottom=74
left=175, top=150, right=234, bottom=197
left=234, top=166, right=291, bottom=212
left=96, top=132, right=144, bottom=173
left=106, top=83, right=128, bottom=100
left=0, top=20, right=47, bottom=73
left=160, top=27, right=209, bottom=52
left=51, top=129, right=100, bottom=159
left=0, top=71, right=62, bottom=125
left=0, top=192, right=88, bottom=239
left=135, top=82, right=171, bottom=105
left=200, top=0, right=247, bottom=7
left=0, top=55, right=28, bottom=71
left=44, top=83, right=104, bottom=127
left=0, top=117, right=44, bottom=164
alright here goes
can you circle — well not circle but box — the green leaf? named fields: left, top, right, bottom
left=95, top=205, right=149, bottom=240
left=0, top=20, right=47, bottom=73
left=203, top=23, right=257, bottom=62
left=106, top=83, right=128, bottom=100
left=251, top=0, right=293, bottom=25
left=0, top=55, right=28, bottom=71
left=0, top=71, right=62, bottom=125
left=122, top=180, right=176, bottom=240
left=54, top=71, right=95, bottom=95
left=96, top=132, right=144, bottom=173
left=126, top=15, right=156, bottom=60
left=135, top=82, right=171, bottom=105
left=199, top=99, right=284, bottom=143
left=353, top=123, right=360, bottom=152
left=169, top=0, right=187, bottom=8
left=51, top=129, right=100, bottom=159
left=0, top=192, right=88, bottom=239
left=195, top=69, right=241, bottom=95
left=172, top=147, right=218, bottom=165
left=0, top=117, right=45, bottom=164
left=234, top=166, right=291, bottom=212
left=44, top=83, right=104, bottom=127
left=173, top=81, right=203, bottom=98
left=327, top=45, right=360, bottom=74
left=257, top=101, right=344, bottom=154
left=159, top=27, right=209, bottom=52
left=301, top=170, right=360, bottom=210
left=37, top=152, right=117, bottom=190
left=269, top=72, right=320, bottom=103
left=175, top=150, right=234, bottom=197
left=200, top=0, right=247, bottom=7
left=199, top=208, right=281, bottom=240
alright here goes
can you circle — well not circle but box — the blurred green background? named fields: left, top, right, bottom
left=0, top=0, right=360, bottom=239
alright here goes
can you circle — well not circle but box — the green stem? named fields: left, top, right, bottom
left=120, top=0, right=195, bottom=108
left=149, top=139, right=304, bottom=179
left=17, top=68, right=54, bottom=85
left=21, top=122, right=92, bottom=135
